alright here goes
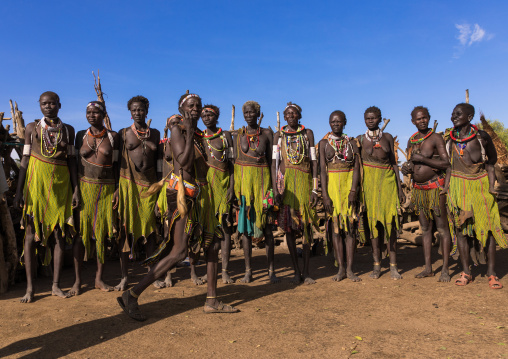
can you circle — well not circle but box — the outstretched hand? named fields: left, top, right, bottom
left=323, top=196, right=333, bottom=215
left=112, top=189, right=119, bottom=210
left=72, top=189, right=81, bottom=209
left=310, top=191, right=318, bottom=209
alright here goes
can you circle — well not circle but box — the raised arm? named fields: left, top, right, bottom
left=319, top=139, right=332, bottom=214
left=14, top=122, right=35, bottom=209
left=66, top=125, right=80, bottom=209
left=307, top=129, right=318, bottom=208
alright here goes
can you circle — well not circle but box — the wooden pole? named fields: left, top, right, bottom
left=9, top=100, right=16, bottom=135
left=465, top=89, right=469, bottom=104
left=230, top=105, right=235, bottom=131
left=93, top=70, right=112, bottom=130
left=276, top=112, right=280, bottom=132
left=257, top=112, right=264, bottom=127
left=380, top=118, right=390, bottom=132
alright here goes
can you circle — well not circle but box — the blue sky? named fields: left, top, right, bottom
left=1, top=1, right=507, bottom=146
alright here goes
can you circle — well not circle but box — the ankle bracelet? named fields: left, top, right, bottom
left=373, top=262, right=381, bottom=266
left=390, top=263, right=397, bottom=267
left=206, top=296, right=217, bottom=299
left=129, top=289, right=139, bottom=298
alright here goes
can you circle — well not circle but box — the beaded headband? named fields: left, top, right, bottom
left=179, top=94, right=200, bottom=108
left=284, top=104, right=301, bottom=114
left=201, top=107, right=218, bottom=116
left=87, top=102, right=105, bottom=113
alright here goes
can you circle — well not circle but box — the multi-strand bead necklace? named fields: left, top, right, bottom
left=203, top=128, right=227, bottom=162
left=40, top=119, right=63, bottom=158
left=282, top=125, right=306, bottom=165
left=130, top=123, right=150, bottom=155
left=328, top=133, right=351, bottom=162
left=86, top=127, right=107, bottom=157
left=449, top=124, right=478, bottom=157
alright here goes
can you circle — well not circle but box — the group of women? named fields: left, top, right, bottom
left=15, top=90, right=506, bottom=321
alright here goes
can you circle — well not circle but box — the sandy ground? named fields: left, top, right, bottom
left=1, top=244, right=507, bottom=359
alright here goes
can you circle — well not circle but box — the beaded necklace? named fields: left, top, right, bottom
left=86, top=127, right=107, bottom=158
left=449, top=124, right=478, bottom=157
left=40, top=118, right=63, bottom=158
left=204, top=128, right=227, bottom=162
left=193, top=130, right=207, bottom=158
left=130, top=123, right=150, bottom=155
left=409, top=129, right=433, bottom=144
left=281, top=125, right=306, bottom=165
left=365, top=128, right=382, bottom=148
left=245, top=127, right=260, bottom=152
left=327, top=133, right=351, bottom=162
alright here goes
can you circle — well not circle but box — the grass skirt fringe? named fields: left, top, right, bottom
left=79, top=177, right=116, bottom=264
left=118, top=176, right=157, bottom=247
left=279, top=167, right=320, bottom=244
left=447, top=171, right=507, bottom=248
left=411, top=186, right=441, bottom=221
left=359, top=161, right=399, bottom=243
left=234, top=162, right=271, bottom=232
left=22, top=154, right=74, bottom=265
left=327, top=169, right=355, bottom=234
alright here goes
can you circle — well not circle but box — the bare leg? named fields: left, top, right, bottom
left=221, top=225, right=234, bottom=284
left=68, top=237, right=84, bottom=296
left=436, top=195, right=451, bottom=282
left=205, top=238, right=220, bottom=307
left=456, top=232, right=470, bottom=275
left=115, top=232, right=129, bottom=291
left=331, top=229, right=346, bottom=282
left=388, top=225, right=402, bottom=280
left=190, top=251, right=206, bottom=285
left=370, top=227, right=381, bottom=279
left=52, top=227, right=68, bottom=298
left=345, top=233, right=361, bottom=282
left=285, top=232, right=302, bottom=284
left=415, top=213, right=433, bottom=278
left=486, top=235, right=497, bottom=277
left=20, top=220, right=36, bottom=303
left=302, top=240, right=315, bottom=284
left=146, top=233, right=166, bottom=288
left=264, top=226, right=280, bottom=283
left=237, top=234, right=252, bottom=283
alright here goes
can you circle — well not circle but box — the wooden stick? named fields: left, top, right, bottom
left=380, top=118, right=390, bottom=132
left=432, top=120, right=438, bottom=132
left=14, top=101, right=25, bottom=140
left=465, top=89, right=469, bottom=104
left=230, top=105, right=235, bottom=131
left=93, top=70, right=112, bottom=130
left=9, top=100, right=16, bottom=134
left=258, top=112, right=264, bottom=127
left=147, top=119, right=152, bottom=128
left=276, top=112, right=280, bottom=132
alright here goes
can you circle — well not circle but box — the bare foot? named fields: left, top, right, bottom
left=303, top=276, right=316, bottom=285
left=332, top=267, right=346, bottom=282
left=390, top=265, right=402, bottom=280
left=191, top=274, right=206, bottom=286
left=438, top=270, right=451, bottom=283
left=347, top=269, right=362, bottom=282
left=415, top=268, right=434, bottom=278
left=20, top=291, right=34, bottom=303
left=370, top=264, right=381, bottom=279
left=95, top=280, right=113, bottom=292
left=52, top=284, right=68, bottom=298
left=269, top=271, right=281, bottom=284
left=114, top=277, right=128, bottom=291
left=164, top=273, right=174, bottom=288
left=66, top=282, right=81, bottom=297
left=289, top=272, right=302, bottom=284
left=153, top=279, right=166, bottom=289
left=237, top=269, right=252, bottom=283
left=222, top=270, right=234, bottom=284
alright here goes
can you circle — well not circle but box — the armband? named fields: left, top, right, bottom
left=228, top=147, right=234, bottom=159
left=272, top=145, right=279, bottom=158
left=157, top=159, right=162, bottom=172
left=310, top=147, right=316, bottom=161
left=67, top=145, right=76, bottom=156
left=113, top=150, right=119, bottom=162
left=313, top=177, right=318, bottom=191
left=23, top=145, right=31, bottom=156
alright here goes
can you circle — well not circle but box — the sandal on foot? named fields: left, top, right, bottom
left=203, top=301, right=239, bottom=314
left=117, top=293, right=147, bottom=321
left=455, top=272, right=473, bottom=286
left=488, top=275, right=503, bottom=289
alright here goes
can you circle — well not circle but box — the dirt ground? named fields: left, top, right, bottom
left=1, top=244, right=507, bottom=359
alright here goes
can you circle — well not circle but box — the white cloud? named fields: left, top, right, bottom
left=453, top=23, right=493, bottom=58
left=469, top=24, right=486, bottom=45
